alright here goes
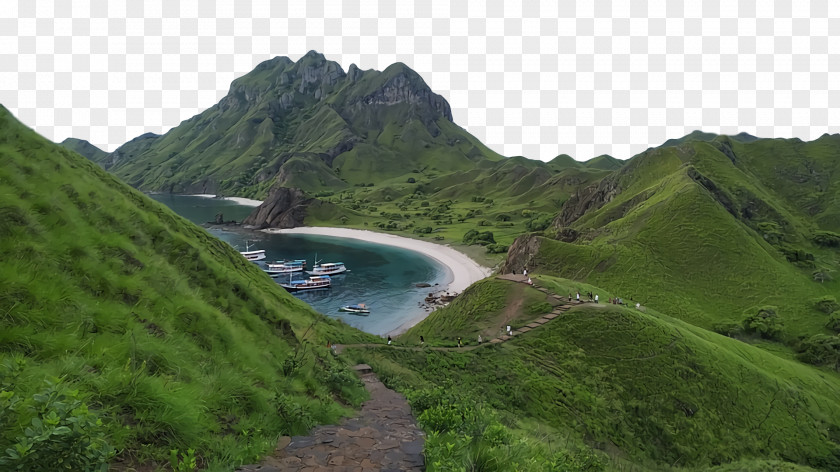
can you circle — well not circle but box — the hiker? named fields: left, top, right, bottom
left=527, top=277, right=532, bottom=285
left=576, top=292, right=580, bottom=302
left=478, top=334, right=482, bottom=344
left=420, top=335, right=425, bottom=345
left=595, top=294, right=599, bottom=303
left=387, top=335, right=392, bottom=345
left=506, top=325, right=512, bottom=336
left=457, top=336, right=462, bottom=348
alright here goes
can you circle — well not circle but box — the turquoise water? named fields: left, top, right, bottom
left=149, top=195, right=447, bottom=335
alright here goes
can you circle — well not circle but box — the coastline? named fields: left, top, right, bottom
left=191, top=194, right=263, bottom=207
left=265, top=227, right=494, bottom=335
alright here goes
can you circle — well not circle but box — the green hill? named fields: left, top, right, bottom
left=504, top=137, right=840, bottom=348
left=0, top=105, right=378, bottom=470
left=349, top=277, right=840, bottom=471
left=59, top=137, right=109, bottom=163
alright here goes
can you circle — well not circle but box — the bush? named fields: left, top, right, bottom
left=814, top=296, right=839, bottom=314
left=406, top=177, right=416, bottom=183
left=798, top=335, right=840, bottom=371
left=0, top=376, right=114, bottom=471
left=827, top=313, right=840, bottom=333
left=495, top=213, right=511, bottom=222
left=485, top=243, right=509, bottom=254
left=742, top=306, right=783, bottom=340
left=463, top=230, right=495, bottom=246
left=813, top=230, right=840, bottom=247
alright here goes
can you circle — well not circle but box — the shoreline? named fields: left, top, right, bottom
left=190, top=194, right=263, bottom=207
left=265, top=227, right=494, bottom=335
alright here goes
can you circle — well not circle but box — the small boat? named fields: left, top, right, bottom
left=308, top=262, right=347, bottom=276
left=339, top=304, right=370, bottom=315
left=265, top=259, right=306, bottom=276
left=279, top=275, right=331, bottom=292
left=239, top=241, right=266, bottom=261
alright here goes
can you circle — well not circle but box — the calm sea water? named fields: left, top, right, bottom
left=149, top=194, right=447, bottom=335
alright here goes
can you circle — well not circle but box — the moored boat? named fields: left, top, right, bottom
left=279, top=275, right=331, bottom=291
left=265, top=259, right=306, bottom=276
left=308, top=262, right=347, bottom=275
left=339, top=303, right=370, bottom=314
left=239, top=241, right=266, bottom=261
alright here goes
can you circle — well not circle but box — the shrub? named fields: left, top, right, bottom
left=463, top=230, right=495, bottom=246
left=798, top=335, right=840, bottom=371
left=406, top=177, right=416, bottom=183
left=827, top=313, right=840, bottom=333
left=814, top=296, right=839, bottom=314
left=0, top=377, right=114, bottom=471
left=485, top=243, right=509, bottom=254
left=813, top=230, right=840, bottom=247
left=742, top=306, right=783, bottom=340
left=495, top=213, right=511, bottom=222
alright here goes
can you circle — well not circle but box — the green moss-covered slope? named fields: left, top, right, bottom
left=0, top=105, right=378, bottom=470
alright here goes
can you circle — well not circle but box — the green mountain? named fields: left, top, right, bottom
left=60, top=137, right=108, bottom=162
left=100, top=51, right=503, bottom=200
left=0, top=105, right=376, bottom=470
left=661, top=130, right=759, bottom=148
left=505, top=134, right=840, bottom=345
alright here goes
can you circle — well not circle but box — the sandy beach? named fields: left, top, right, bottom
left=266, top=227, right=494, bottom=335
left=191, top=194, right=263, bottom=207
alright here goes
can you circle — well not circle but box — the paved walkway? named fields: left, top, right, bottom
left=236, top=365, right=424, bottom=472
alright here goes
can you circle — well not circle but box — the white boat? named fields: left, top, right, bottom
left=239, top=241, right=266, bottom=261
left=265, top=259, right=306, bottom=276
left=339, top=304, right=370, bottom=315
left=280, top=275, right=331, bottom=292
left=307, top=262, right=347, bottom=276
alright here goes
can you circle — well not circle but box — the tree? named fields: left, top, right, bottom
left=826, top=313, right=840, bottom=333
left=814, top=296, right=839, bottom=314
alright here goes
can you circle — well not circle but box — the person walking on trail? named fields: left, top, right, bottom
left=457, top=336, right=462, bottom=348
left=595, top=294, right=599, bottom=303
left=576, top=292, right=580, bottom=302
left=478, top=334, right=483, bottom=344
left=523, top=268, right=527, bottom=276
left=420, top=335, right=425, bottom=345
left=506, top=325, right=512, bottom=336
left=387, top=335, right=392, bottom=345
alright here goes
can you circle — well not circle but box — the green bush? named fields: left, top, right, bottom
left=742, top=306, right=783, bottom=340
left=463, top=230, right=496, bottom=246
left=798, top=335, right=840, bottom=371
left=827, top=313, right=840, bottom=333
left=813, top=230, right=840, bottom=248
left=485, top=244, right=509, bottom=254
left=814, top=296, right=839, bottom=314
left=0, top=375, right=114, bottom=472
left=712, top=320, right=744, bottom=337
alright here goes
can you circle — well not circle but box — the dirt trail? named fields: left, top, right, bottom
left=237, top=365, right=424, bottom=472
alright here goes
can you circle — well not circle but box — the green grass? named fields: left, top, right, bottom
left=0, top=105, right=379, bottom=470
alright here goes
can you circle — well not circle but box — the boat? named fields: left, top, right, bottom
left=279, top=275, right=331, bottom=292
left=239, top=241, right=266, bottom=261
left=307, top=262, right=347, bottom=276
left=264, top=259, right=306, bottom=276
left=339, top=304, right=370, bottom=315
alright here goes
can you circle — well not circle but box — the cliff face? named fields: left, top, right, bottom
left=552, top=175, right=622, bottom=230
left=242, top=187, right=314, bottom=229
left=499, top=234, right=543, bottom=275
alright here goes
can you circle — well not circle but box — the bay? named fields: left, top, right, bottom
left=149, top=194, right=447, bottom=335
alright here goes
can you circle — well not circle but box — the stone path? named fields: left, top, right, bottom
left=236, top=364, right=424, bottom=472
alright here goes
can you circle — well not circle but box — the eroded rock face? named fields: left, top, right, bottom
left=242, top=187, right=314, bottom=229
left=499, top=234, right=543, bottom=275
left=552, top=176, right=621, bottom=229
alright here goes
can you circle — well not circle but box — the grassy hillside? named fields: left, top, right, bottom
left=522, top=139, right=840, bottom=346
left=0, top=106, right=378, bottom=470
left=348, top=277, right=840, bottom=471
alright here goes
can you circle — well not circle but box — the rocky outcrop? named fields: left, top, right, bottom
left=552, top=175, right=621, bottom=228
left=242, top=187, right=314, bottom=229
left=499, top=234, right=543, bottom=275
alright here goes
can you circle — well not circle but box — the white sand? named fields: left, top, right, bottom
left=189, top=194, right=263, bottom=207
left=265, top=227, right=494, bottom=336
left=265, top=227, right=492, bottom=294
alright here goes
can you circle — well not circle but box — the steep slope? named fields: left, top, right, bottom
left=504, top=136, right=840, bottom=343
left=0, top=106, right=376, bottom=470
left=352, top=277, right=840, bottom=471
left=60, top=137, right=108, bottom=163
left=102, top=51, right=503, bottom=200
